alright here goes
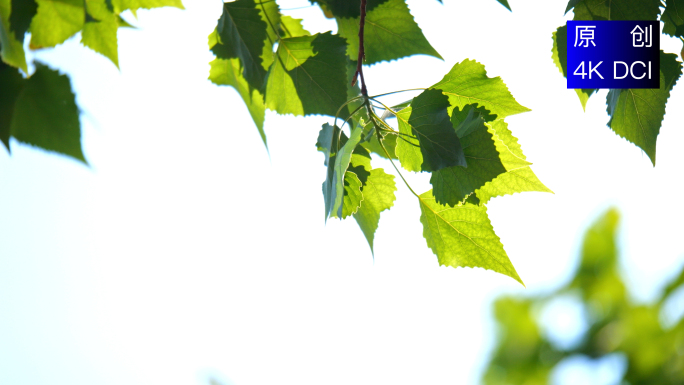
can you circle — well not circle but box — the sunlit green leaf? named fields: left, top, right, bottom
left=111, top=0, right=183, bottom=13
left=279, top=15, right=309, bottom=38
left=336, top=0, right=441, bottom=64
left=265, top=32, right=348, bottom=118
left=394, top=106, right=421, bottom=171
left=353, top=168, right=396, bottom=253
left=475, top=119, right=551, bottom=203
left=10, top=63, right=85, bottom=163
left=418, top=190, right=523, bottom=284
left=606, top=51, right=682, bottom=166
left=431, top=59, right=530, bottom=119
left=209, top=58, right=267, bottom=148
left=82, top=0, right=119, bottom=67
left=332, top=171, right=363, bottom=219
left=30, top=0, right=84, bottom=48
left=430, top=105, right=506, bottom=206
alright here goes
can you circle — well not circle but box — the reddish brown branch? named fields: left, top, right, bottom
left=351, top=0, right=368, bottom=97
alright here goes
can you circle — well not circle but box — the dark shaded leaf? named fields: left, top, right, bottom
left=662, top=0, right=684, bottom=39
left=495, top=0, right=511, bottom=11
left=606, top=51, right=682, bottom=165
left=10, top=63, right=85, bottom=163
left=9, top=0, right=37, bottom=42
left=571, top=0, right=660, bottom=21
left=212, top=0, right=276, bottom=90
left=265, top=32, right=348, bottom=118
left=406, top=88, right=466, bottom=172
left=430, top=105, right=506, bottom=206
left=308, top=0, right=388, bottom=19
left=0, top=61, right=23, bottom=150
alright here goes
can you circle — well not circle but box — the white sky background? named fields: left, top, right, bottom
left=1, top=1, right=683, bottom=384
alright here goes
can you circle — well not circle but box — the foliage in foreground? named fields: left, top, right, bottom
left=483, top=208, right=684, bottom=384
left=552, top=0, right=684, bottom=166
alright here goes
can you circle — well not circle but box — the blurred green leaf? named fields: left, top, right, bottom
left=10, top=63, right=86, bottom=163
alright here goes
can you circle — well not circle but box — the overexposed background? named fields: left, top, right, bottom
left=1, top=1, right=683, bottom=384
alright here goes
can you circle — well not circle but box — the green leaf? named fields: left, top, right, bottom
left=564, top=0, right=581, bottom=15
left=0, top=0, right=27, bottom=71
left=606, top=51, right=683, bottom=166
left=82, top=0, right=119, bottom=67
left=336, top=0, right=441, bottom=64
left=353, top=168, right=396, bottom=253
left=209, top=58, right=267, bottom=148
left=9, top=0, right=37, bottom=42
left=571, top=0, right=660, bottom=21
left=405, top=88, right=466, bottom=172
left=265, top=32, right=348, bottom=118
left=495, top=0, right=511, bottom=11
left=10, top=63, right=86, bottom=163
left=316, top=123, right=371, bottom=220
left=279, top=15, right=309, bottom=38
left=394, top=106, right=421, bottom=171
left=662, top=0, right=684, bottom=39
left=318, top=124, right=353, bottom=220
left=360, top=130, right=398, bottom=159
left=551, top=25, right=595, bottom=111
left=0, top=61, right=23, bottom=150
left=430, top=105, right=506, bottom=206
left=431, top=59, right=530, bottom=119
left=418, top=190, right=523, bottom=285
left=308, top=0, right=388, bottom=19
left=111, top=0, right=183, bottom=12
left=475, top=119, right=551, bottom=203
left=569, top=208, right=625, bottom=315
left=330, top=125, right=364, bottom=219
left=30, top=0, right=84, bottom=48
left=212, top=0, right=274, bottom=91
left=332, top=171, right=363, bottom=219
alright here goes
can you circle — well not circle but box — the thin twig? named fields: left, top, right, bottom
left=351, top=0, right=368, bottom=97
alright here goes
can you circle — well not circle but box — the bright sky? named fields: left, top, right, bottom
left=1, top=1, right=683, bottom=385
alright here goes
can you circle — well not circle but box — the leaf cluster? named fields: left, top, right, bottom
left=552, top=0, right=684, bottom=165
left=1, top=0, right=544, bottom=285
left=206, top=0, right=544, bottom=283
left=483, top=208, right=684, bottom=384
left=0, top=0, right=184, bottom=161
